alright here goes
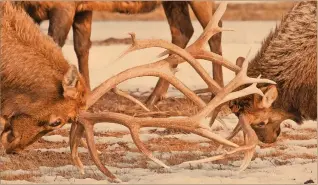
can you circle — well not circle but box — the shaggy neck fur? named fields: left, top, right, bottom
left=247, top=1, right=317, bottom=121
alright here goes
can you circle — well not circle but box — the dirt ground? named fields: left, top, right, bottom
left=92, top=2, right=296, bottom=21
left=1, top=92, right=317, bottom=183
left=0, top=93, right=234, bottom=180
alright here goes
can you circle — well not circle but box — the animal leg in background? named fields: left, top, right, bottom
left=48, top=4, right=75, bottom=47
left=72, top=11, right=93, bottom=89
left=146, top=1, right=223, bottom=107
left=146, top=1, right=194, bottom=107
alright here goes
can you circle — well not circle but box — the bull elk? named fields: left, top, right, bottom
left=14, top=1, right=224, bottom=108
left=226, top=0, right=317, bottom=144
left=197, top=1, right=316, bottom=149
left=1, top=1, right=277, bottom=183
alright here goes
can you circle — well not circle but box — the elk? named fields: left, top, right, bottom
left=0, top=2, right=88, bottom=154
left=14, top=1, right=224, bottom=109
left=1, top=1, right=277, bottom=183
left=203, top=1, right=317, bottom=145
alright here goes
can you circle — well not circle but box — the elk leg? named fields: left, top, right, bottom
left=190, top=1, right=224, bottom=126
left=189, top=1, right=223, bottom=87
left=48, top=6, right=75, bottom=47
left=72, top=11, right=93, bottom=90
left=146, top=1, right=194, bottom=107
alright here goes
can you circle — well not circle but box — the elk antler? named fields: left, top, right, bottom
left=182, top=113, right=258, bottom=172
left=71, top=2, right=275, bottom=182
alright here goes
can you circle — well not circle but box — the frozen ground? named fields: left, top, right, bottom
left=1, top=20, right=317, bottom=184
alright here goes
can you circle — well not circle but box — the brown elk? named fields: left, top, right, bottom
left=220, top=1, right=317, bottom=144
left=0, top=2, right=88, bottom=154
left=1, top=1, right=277, bottom=183
left=14, top=1, right=224, bottom=108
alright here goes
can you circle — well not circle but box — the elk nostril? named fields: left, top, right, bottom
left=258, top=122, right=265, bottom=126
left=276, top=127, right=281, bottom=137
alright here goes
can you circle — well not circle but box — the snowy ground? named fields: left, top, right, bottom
left=1, top=20, right=317, bottom=184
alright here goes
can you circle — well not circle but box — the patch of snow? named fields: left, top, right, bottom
left=34, top=147, right=88, bottom=153
left=122, top=151, right=143, bottom=161
left=94, top=122, right=129, bottom=133
left=42, top=135, right=69, bottom=143
left=282, top=139, right=317, bottom=147
left=281, top=120, right=317, bottom=130
left=106, top=143, right=121, bottom=150
left=284, top=146, right=317, bottom=156
left=95, top=135, right=132, bottom=145
left=256, top=147, right=276, bottom=156
left=163, top=134, right=210, bottom=143
left=37, top=175, right=110, bottom=184
left=1, top=180, right=36, bottom=184
left=199, top=143, right=210, bottom=147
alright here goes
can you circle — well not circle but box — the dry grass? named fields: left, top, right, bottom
left=1, top=172, right=40, bottom=181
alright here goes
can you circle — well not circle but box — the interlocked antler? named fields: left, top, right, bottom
left=70, top=2, right=275, bottom=182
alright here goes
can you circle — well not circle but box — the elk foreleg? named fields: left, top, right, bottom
left=48, top=5, right=75, bottom=47
left=146, top=1, right=194, bottom=107
left=73, top=11, right=93, bottom=90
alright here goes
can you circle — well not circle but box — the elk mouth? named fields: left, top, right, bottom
left=250, top=120, right=282, bottom=144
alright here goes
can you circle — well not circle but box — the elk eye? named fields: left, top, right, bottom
left=258, top=122, right=266, bottom=127
left=49, top=119, right=62, bottom=127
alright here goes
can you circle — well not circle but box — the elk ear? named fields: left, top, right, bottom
left=257, top=85, right=278, bottom=109
left=62, top=65, right=79, bottom=100
left=236, top=57, right=245, bottom=67
left=235, top=57, right=245, bottom=74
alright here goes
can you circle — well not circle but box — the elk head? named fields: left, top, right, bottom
left=229, top=84, right=302, bottom=143
left=226, top=57, right=302, bottom=144
left=0, top=65, right=88, bottom=154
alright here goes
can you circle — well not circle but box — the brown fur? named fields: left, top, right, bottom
left=230, top=1, right=317, bottom=143
left=0, top=2, right=87, bottom=153
left=12, top=1, right=223, bottom=107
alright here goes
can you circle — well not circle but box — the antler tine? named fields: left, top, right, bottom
left=208, top=103, right=225, bottom=127
left=111, top=87, right=150, bottom=112
left=194, top=50, right=275, bottom=120
left=181, top=114, right=258, bottom=171
left=216, top=121, right=242, bottom=152
left=80, top=118, right=122, bottom=183
left=191, top=51, right=241, bottom=73
left=191, top=2, right=233, bottom=48
left=129, top=126, right=169, bottom=168
left=70, top=122, right=85, bottom=175
left=79, top=111, right=240, bottom=148
left=114, top=33, right=222, bottom=95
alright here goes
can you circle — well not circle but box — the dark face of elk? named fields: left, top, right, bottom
left=229, top=85, right=299, bottom=143
left=0, top=66, right=88, bottom=154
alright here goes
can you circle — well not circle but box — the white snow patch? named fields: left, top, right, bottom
left=42, top=135, right=69, bottom=143
left=282, top=139, right=317, bottom=147
left=34, top=147, right=88, bottom=153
